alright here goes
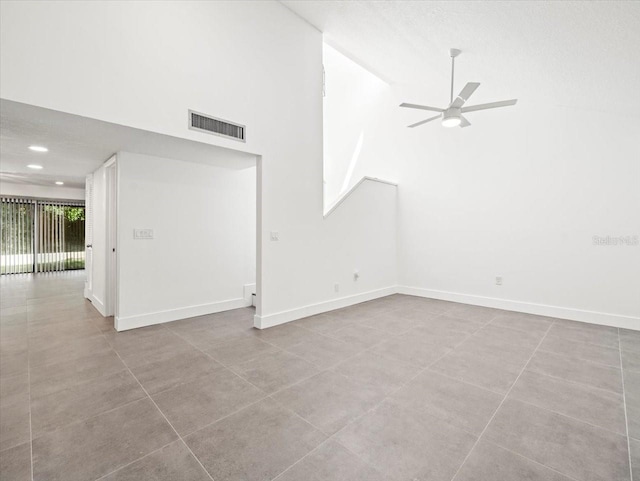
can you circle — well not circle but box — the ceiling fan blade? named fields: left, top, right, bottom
left=450, top=82, right=480, bottom=108
left=459, top=116, right=471, bottom=128
left=400, top=102, right=444, bottom=113
left=462, top=99, right=518, bottom=113
left=408, top=114, right=441, bottom=128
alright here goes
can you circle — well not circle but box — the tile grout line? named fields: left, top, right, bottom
left=483, top=440, right=583, bottom=481
left=93, top=328, right=216, bottom=481
left=269, top=307, right=492, bottom=481
left=93, top=440, right=177, bottom=481
left=26, top=298, right=34, bottom=481
left=160, top=318, right=392, bottom=480
left=424, top=367, right=629, bottom=438
left=535, top=346, right=621, bottom=369
left=618, top=328, right=634, bottom=481
left=450, top=319, right=557, bottom=481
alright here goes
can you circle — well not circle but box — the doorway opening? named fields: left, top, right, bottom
left=1, top=197, right=85, bottom=274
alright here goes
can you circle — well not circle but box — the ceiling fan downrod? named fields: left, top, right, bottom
left=449, top=48, right=461, bottom=105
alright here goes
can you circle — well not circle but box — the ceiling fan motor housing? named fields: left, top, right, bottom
left=443, top=107, right=461, bottom=122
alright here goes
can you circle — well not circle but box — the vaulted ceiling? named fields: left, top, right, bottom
left=282, top=0, right=640, bottom=116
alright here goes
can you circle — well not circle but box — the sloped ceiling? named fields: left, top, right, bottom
left=282, top=0, right=640, bottom=116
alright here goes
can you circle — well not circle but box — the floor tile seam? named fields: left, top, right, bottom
left=479, top=439, right=585, bottom=481
left=28, top=392, right=153, bottom=444
left=92, top=439, right=179, bottom=481
left=504, top=393, right=629, bottom=438
left=178, top=396, right=270, bottom=440
left=299, top=316, right=491, bottom=463
left=28, top=364, right=134, bottom=404
left=619, top=328, right=634, bottom=481
left=27, top=343, right=117, bottom=371
left=422, top=367, right=518, bottom=396
left=27, top=328, right=34, bottom=481
left=26, top=312, right=104, bottom=325
left=538, top=330, right=624, bottom=352
left=167, top=325, right=302, bottom=398
left=449, top=319, right=558, bottom=481
left=486, top=319, right=554, bottom=336
left=524, top=366, right=624, bottom=396
left=546, top=332, right=621, bottom=350
left=505, top=365, right=625, bottom=399
left=267, top=415, right=384, bottom=481
left=156, top=327, right=282, bottom=407
left=94, top=330, right=216, bottom=481
left=288, top=316, right=387, bottom=344
left=536, top=347, right=622, bottom=369
left=312, top=319, right=397, bottom=337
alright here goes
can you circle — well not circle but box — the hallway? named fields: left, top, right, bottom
left=0, top=271, right=637, bottom=481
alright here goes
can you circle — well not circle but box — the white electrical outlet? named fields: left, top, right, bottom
left=270, top=231, right=279, bottom=241
left=495, top=276, right=503, bottom=286
left=334, top=283, right=340, bottom=293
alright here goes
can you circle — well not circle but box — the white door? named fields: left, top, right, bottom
left=105, top=161, right=117, bottom=317
left=84, top=174, right=93, bottom=299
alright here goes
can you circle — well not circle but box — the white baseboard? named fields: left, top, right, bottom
left=398, top=286, right=639, bottom=331
left=90, top=294, right=107, bottom=317
left=115, top=297, right=251, bottom=331
left=253, top=286, right=397, bottom=329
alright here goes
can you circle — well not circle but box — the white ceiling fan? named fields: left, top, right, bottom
left=400, top=48, right=517, bottom=128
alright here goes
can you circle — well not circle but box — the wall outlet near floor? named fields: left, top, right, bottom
left=334, top=283, right=340, bottom=293
left=495, top=276, right=503, bottom=286
left=270, top=231, right=279, bottom=241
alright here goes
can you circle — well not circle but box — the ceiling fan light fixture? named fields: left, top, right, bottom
left=442, top=116, right=461, bottom=128
left=442, top=108, right=461, bottom=128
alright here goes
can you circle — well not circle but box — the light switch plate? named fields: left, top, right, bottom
left=134, top=229, right=154, bottom=239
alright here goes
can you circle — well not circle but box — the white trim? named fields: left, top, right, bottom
left=90, top=294, right=107, bottom=317
left=253, top=286, right=397, bottom=329
left=114, top=297, right=251, bottom=331
left=324, top=176, right=397, bottom=218
left=398, top=286, right=640, bottom=331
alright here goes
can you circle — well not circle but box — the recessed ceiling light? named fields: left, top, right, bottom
left=29, top=145, right=48, bottom=152
left=55, top=181, right=64, bottom=185
left=27, top=164, right=43, bottom=170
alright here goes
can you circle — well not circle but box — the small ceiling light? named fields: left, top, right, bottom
left=442, top=117, right=461, bottom=128
left=27, top=164, right=43, bottom=170
left=55, top=181, right=64, bottom=185
left=29, top=145, right=48, bottom=152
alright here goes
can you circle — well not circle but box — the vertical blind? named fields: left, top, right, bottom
left=1, top=198, right=35, bottom=274
left=1, top=197, right=85, bottom=274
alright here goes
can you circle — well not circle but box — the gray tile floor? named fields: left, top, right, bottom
left=0, top=271, right=637, bottom=481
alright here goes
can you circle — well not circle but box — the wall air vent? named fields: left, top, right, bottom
left=188, top=110, right=246, bottom=142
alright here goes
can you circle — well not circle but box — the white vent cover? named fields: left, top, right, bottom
left=188, top=110, right=245, bottom=142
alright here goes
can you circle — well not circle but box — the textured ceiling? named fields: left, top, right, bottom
left=282, top=0, right=640, bottom=115
left=0, top=100, right=256, bottom=189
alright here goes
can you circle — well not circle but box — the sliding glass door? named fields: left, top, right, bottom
left=0, top=197, right=85, bottom=274
left=1, top=198, right=35, bottom=274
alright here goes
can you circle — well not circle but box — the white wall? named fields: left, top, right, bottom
left=395, top=94, right=640, bottom=328
left=258, top=178, right=398, bottom=327
left=0, top=0, right=399, bottom=328
left=115, top=151, right=256, bottom=330
left=0, top=182, right=85, bottom=200
left=323, top=44, right=397, bottom=209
